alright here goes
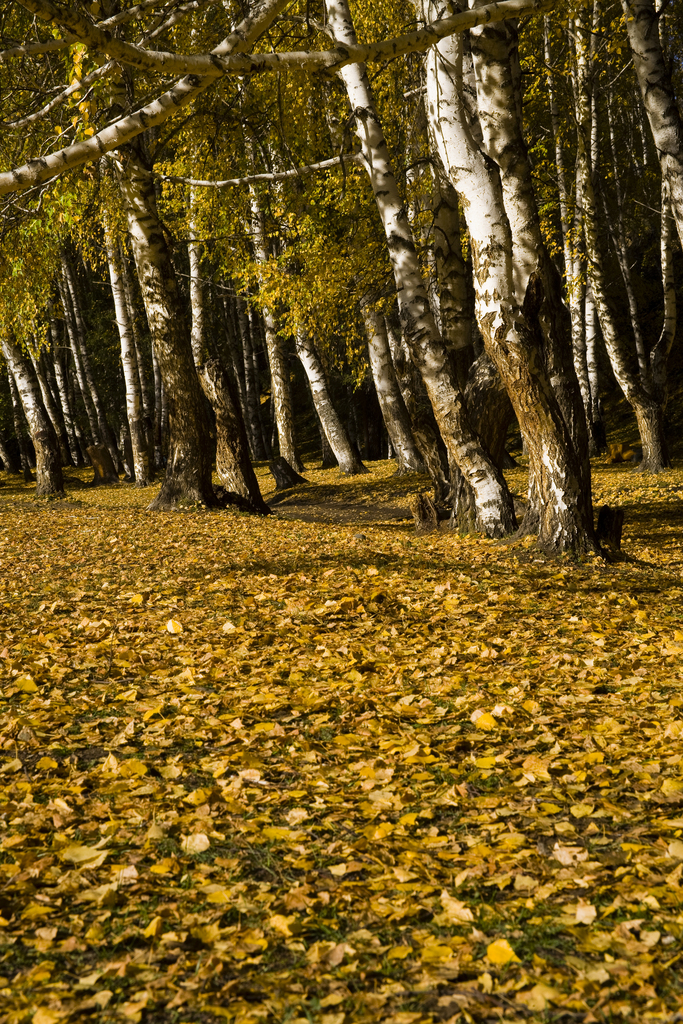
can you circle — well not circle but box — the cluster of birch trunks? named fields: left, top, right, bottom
left=0, top=0, right=681, bottom=555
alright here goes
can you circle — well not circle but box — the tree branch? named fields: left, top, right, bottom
left=156, top=152, right=362, bottom=187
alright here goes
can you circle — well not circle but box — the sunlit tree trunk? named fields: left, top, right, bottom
left=250, top=194, right=304, bottom=472
left=362, top=299, right=425, bottom=473
left=584, top=282, right=606, bottom=451
left=103, top=214, right=152, bottom=486
left=574, top=6, right=669, bottom=471
left=651, top=178, right=677, bottom=405
left=469, top=10, right=590, bottom=477
left=116, top=147, right=215, bottom=508
left=295, top=328, right=367, bottom=475
left=326, top=0, right=515, bottom=538
left=423, top=5, right=595, bottom=552
left=622, top=0, right=683, bottom=250
left=2, top=334, right=64, bottom=496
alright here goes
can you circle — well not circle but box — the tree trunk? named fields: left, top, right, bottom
left=120, top=247, right=155, bottom=465
left=187, top=200, right=269, bottom=512
left=58, top=266, right=100, bottom=446
left=103, top=216, right=152, bottom=486
left=584, top=282, right=606, bottom=452
left=2, top=335, right=64, bottom=496
left=117, top=147, right=215, bottom=509
left=469, top=10, right=591, bottom=491
left=295, top=328, right=368, bottom=475
left=362, top=299, right=425, bottom=473
left=574, top=6, right=669, bottom=472
left=605, top=90, right=650, bottom=385
left=651, top=177, right=677, bottom=405
left=236, top=293, right=268, bottom=460
left=423, top=4, right=595, bottom=552
left=621, top=0, right=683, bottom=250
left=250, top=194, right=304, bottom=472
left=87, top=443, right=119, bottom=485
left=151, top=343, right=163, bottom=468
left=431, top=170, right=474, bottom=388
left=60, top=256, right=123, bottom=473
left=29, top=342, right=72, bottom=467
left=8, top=370, right=34, bottom=480
left=544, top=19, right=597, bottom=454
left=385, top=309, right=451, bottom=500
left=327, top=0, right=516, bottom=538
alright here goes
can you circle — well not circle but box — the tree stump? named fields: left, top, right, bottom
left=268, top=456, right=308, bottom=490
left=596, top=505, right=624, bottom=551
left=608, top=442, right=634, bottom=463
left=410, top=491, right=439, bottom=533
left=87, top=444, right=119, bottom=486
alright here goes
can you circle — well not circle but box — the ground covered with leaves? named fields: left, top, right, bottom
left=1, top=459, right=683, bottom=1024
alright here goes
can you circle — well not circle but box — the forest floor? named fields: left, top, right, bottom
left=1, top=458, right=683, bottom=1024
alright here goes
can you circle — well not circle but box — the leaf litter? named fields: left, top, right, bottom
left=0, top=460, right=683, bottom=1024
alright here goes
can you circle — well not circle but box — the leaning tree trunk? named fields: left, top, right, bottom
left=60, top=256, right=123, bottom=473
left=622, top=0, right=683, bottom=251
left=188, top=199, right=269, bottom=512
left=49, top=338, right=81, bottom=465
left=295, top=328, right=367, bottom=475
left=362, top=299, right=425, bottom=474
left=103, top=213, right=152, bottom=486
left=468, top=10, right=591, bottom=503
left=2, top=335, right=64, bottom=496
left=651, top=177, right=677, bottom=405
left=574, top=6, right=669, bottom=472
left=326, top=0, right=516, bottom=538
left=29, top=342, right=72, bottom=467
left=423, top=2, right=596, bottom=553
left=117, top=147, right=215, bottom=509
left=8, top=370, right=34, bottom=480
left=250, top=193, right=304, bottom=472
left=385, top=309, right=451, bottom=500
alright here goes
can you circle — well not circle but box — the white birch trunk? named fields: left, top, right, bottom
left=2, top=334, right=64, bottom=496
left=117, top=148, right=216, bottom=508
left=103, top=213, right=152, bottom=485
left=423, top=4, right=595, bottom=551
left=362, top=301, right=425, bottom=473
left=29, top=343, right=72, bottom=467
left=250, top=194, right=304, bottom=472
left=651, top=178, right=677, bottom=404
left=327, top=0, right=516, bottom=537
left=574, top=6, right=669, bottom=471
left=295, top=329, right=367, bottom=475
left=61, top=257, right=123, bottom=472
left=621, top=0, right=683, bottom=250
